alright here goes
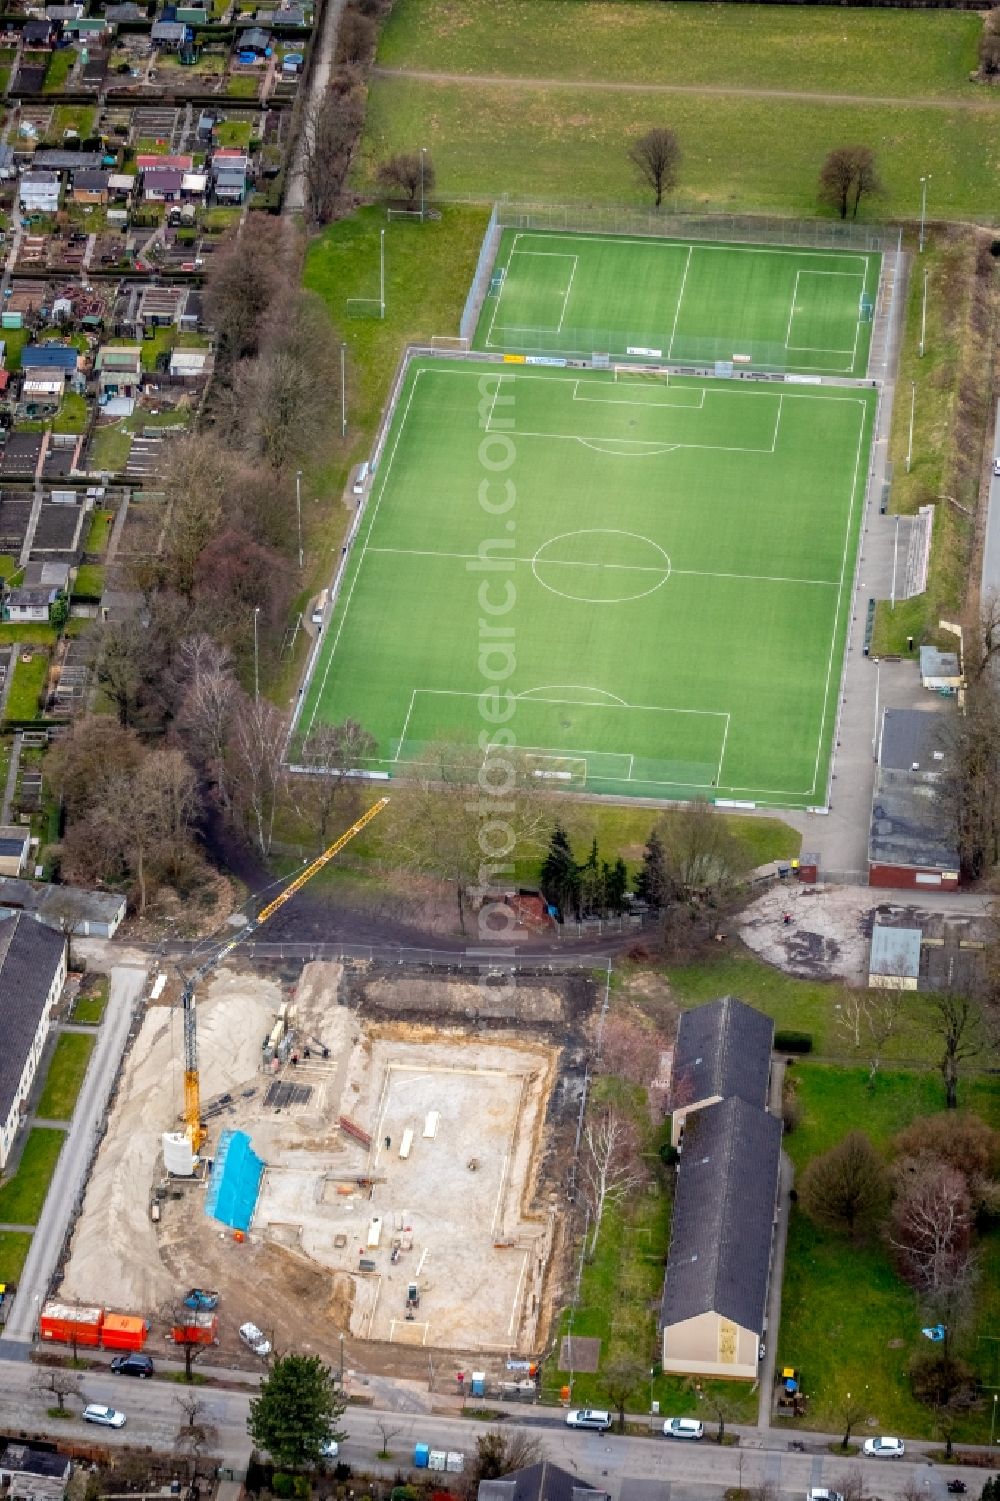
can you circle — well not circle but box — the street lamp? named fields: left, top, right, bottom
left=253, top=605, right=260, bottom=703
left=991, top=1391, right=998, bottom=1446
left=339, top=1332, right=345, bottom=1387
left=919, top=268, right=928, bottom=358
left=295, top=468, right=303, bottom=570
left=340, top=341, right=347, bottom=439
left=919, top=174, right=931, bottom=254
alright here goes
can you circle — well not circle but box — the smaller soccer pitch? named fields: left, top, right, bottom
left=299, top=359, right=877, bottom=808
left=474, top=229, right=880, bottom=377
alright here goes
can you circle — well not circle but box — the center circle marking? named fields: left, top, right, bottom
left=531, top=528, right=672, bottom=604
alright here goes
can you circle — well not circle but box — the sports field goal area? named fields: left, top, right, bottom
left=473, top=229, right=881, bottom=378
left=297, top=359, right=877, bottom=809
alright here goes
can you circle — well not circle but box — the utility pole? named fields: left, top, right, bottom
left=919, top=268, right=928, bottom=358
left=420, top=146, right=426, bottom=221
left=906, top=380, right=915, bottom=473
left=340, top=342, right=347, bottom=438
left=295, top=468, right=303, bottom=570
left=379, top=227, right=385, bottom=319
left=253, top=605, right=260, bottom=702
left=919, top=174, right=931, bottom=254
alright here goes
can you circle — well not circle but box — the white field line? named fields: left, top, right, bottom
left=808, top=396, right=869, bottom=798
left=556, top=255, right=578, bottom=333
left=666, top=244, right=693, bottom=359
left=716, top=712, right=732, bottom=787
left=367, top=546, right=838, bottom=588
left=784, top=268, right=802, bottom=349
left=394, top=688, right=418, bottom=762
left=506, top=230, right=868, bottom=268
left=771, top=395, right=783, bottom=452
left=484, top=230, right=522, bottom=347
left=572, top=382, right=707, bottom=411
left=303, top=367, right=423, bottom=738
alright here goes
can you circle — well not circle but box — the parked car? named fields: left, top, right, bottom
left=319, top=1439, right=339, bottom=1460
left=994, top=457, right=1000, bottom=477
left=110, top=1353, right=154, bottom=1378
left=83, top=1404, right=126, bottom=1428
left=663, top=1418, right=704, bottom=1440
left=565, top=1409, right=612, bottom=1431
left=239, top=1321, right=271, bottom=1358
left=863, top=1437, right=905, bottom=1459
left=808, top=1490, right=844, bottom=1501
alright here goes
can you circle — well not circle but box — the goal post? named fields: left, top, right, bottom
left=430, top=335, right=471, bottom=353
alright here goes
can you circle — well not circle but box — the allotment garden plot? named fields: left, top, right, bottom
left=473, top=230, right=880, bottom=377
left=299, top=360, right=876, bottom=809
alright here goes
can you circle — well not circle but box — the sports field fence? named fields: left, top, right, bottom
left=458, top=202, right=500, bottom=344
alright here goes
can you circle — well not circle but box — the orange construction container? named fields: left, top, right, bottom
left=101, top=1313, right=148, bottom=1351
left=39, top=1300, right=103, bottom=1347
left=171, top=1310, right=218, bottom=1345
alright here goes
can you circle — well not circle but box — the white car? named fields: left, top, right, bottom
left=663, top=1417, right=704, bottom=1440
left=994, top=458, right=1000, bottom=477
left=83, top=1404, right=126, bottom=1428
left=808, top=1490, right=844, bottom=1501
left=239, top=1321, right=272, bottom=1358
left=319, top=1439, right=339, bottom=1460
left=565, top=1408, right=612, bottom=1431
left=864, top=1437, right=905, bottom=1458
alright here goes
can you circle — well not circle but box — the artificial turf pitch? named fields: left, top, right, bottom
left=300, top=359, right=877, bottom=808
left=473, top=229, right=880, bottom=378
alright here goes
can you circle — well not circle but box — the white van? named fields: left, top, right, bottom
left=311, top=588, right=328, bottom=626
left=352, top=460, right=370, bottom=496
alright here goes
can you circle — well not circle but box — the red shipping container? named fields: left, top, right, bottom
left=101, top=1313, right=148, bottom=1351
left=172, top=1310, right=218, bottom=1345
left=39, top=1300, right=103, bottom=1347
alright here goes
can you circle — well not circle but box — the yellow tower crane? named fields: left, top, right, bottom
left=180, top=796, right=389, bottom=1154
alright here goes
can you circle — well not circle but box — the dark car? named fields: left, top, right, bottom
left=110, top=1353, right=154, bottom=1378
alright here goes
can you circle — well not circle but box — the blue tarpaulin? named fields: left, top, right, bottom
left=204, top=1129, right=264, bottom=1232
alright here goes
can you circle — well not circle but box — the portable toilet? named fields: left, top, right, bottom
left=470, top=1371, right=486, bottom=1398
left=414, top=1444, right=429, bottom=1469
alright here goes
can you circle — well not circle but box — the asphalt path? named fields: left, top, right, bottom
left=0, top=1364, right=990, bottom=1498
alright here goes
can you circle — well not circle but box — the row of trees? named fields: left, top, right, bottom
left=798, top=1112, right=998, bottom=1425
left=627, top=124, right=882, bottom=220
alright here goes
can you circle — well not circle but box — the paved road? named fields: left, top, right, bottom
left=0, top=1366, right=987, bottom=1497
left=283, top=0, right=348, bottom=215
left=980, top=400, right=1000, bottom=602
left=0, top=965, right=147, bottom=1355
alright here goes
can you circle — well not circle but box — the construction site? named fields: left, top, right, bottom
left=58, top=955, right=595, bottom=1374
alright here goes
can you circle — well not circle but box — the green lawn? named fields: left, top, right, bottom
left=225, top=73, right=260, bottom=98
left=667, top=953, right=972, bottom=1065
left=5, top=652, right=50, bottom=721
left=215, top=119, right=253, bottom=148
left=364, top=77, right=1000, bottom=221
left=54, top=391, right=89, bottom=436
left=0, top=1229, right=32, bottom=1282
left=777, top=1064, right=1000, bottom=1440
left=72, top=563, right=104, bottom=598
left=0, top=1129, right=65, bottom=1225
left=72, top=976, right=108, bottom=1024
left=378, top=0, right=982, bottom=99
left=48, top=103, right=96, bottom=139
left=87, top=424, right=132, bottom=474
left=35, top=1032, right=95, bottom=1120
left=84, top=508, right=114, bottom=555
left=297, top=359, right=874, bottom=807
left=42, top=48, right=76, bottom=92
left=2, top=329, right=32, bottom=373
left=0, top=556, right=19, bottom=582
left=478, top=229, right=879, bottom=376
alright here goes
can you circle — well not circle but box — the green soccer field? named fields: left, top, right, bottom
left=299, top=359, right=876, bottom=808
left=472, top=230, right=881, bottom=377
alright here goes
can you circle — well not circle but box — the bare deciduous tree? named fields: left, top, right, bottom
left=837, top=1388, right=867, bottom=1449
left=889, top=1160, right=973, bottom=1294
left=703, top=1387, right=741, bottom=1444
left=336, top=9, right=375, bottom=64
left=627, top=127, right=681, bottom=208
left=231, top=291, right=343, bottom=472
left=863, top=989, right=903, bottom=1086
left=799, top=1131, right=888, bottom=1241
left=818, top=145, right=883, bottom=220
left=377, top=150, right=435, bottom=206
left=34, top=1366, right=81, bottom=1412
left=203, top=217, right=292, bottom=365
left=174, top=1392, right=218, bottom=1480
left=660, top=800, right=748, bottom=897
left=175, top=635, right=238, bottom=803
left=600, top=1352, right=646, bottom=1431
left=579, top=1109, right=644, bottom=1257
left=927, top=993, right=986, bottom=1110
left=227, top=692, right=289, bottom=856
left=469, top=1428, right=542, bottom=1490
left=298, top=719, right=377, bottom=842
left=374, top=1415, right=409, bottom=1457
